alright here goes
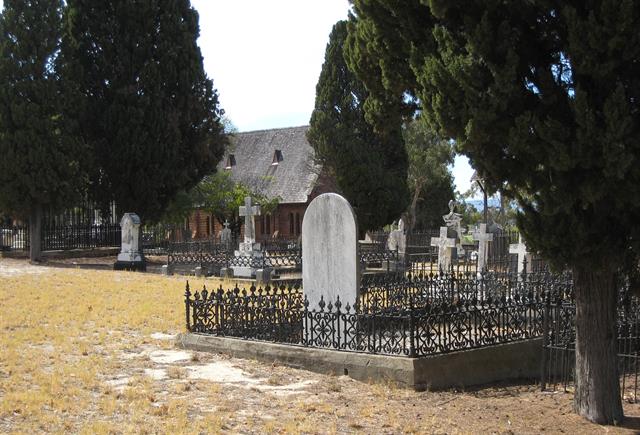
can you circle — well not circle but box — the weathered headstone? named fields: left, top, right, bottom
left=509, top=234, right=529, bottom=276
left=431, top=226, right=456, bottom=272
left=473, top=223, right=494, bottom=273
left=114, top=213, right=146, bottom=271
left=387, top=219, right=406, bottom=255
left=220, top=220, right=232, bottom=245
left=302, top=193, right=360, bottom=310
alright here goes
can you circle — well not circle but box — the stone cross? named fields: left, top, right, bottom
left=509, top=234, right=529, bottom=275
left=431, top=226, right=456, bottom=272
left=473, top=223, right=494, bottom=272
left=238, top=196, right=260, bottom=244
left=302, top=193, right=360, bottom=310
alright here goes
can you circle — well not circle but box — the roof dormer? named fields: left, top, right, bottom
left=224, top=154, right=236, bottom=170
left=271, top=149, right=283, bottom=166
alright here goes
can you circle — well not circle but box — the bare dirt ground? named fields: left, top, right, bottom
left=1, top=256, right=639, bottom=434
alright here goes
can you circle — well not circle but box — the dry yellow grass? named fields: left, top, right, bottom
left=0, top=264, right=222, bottom=434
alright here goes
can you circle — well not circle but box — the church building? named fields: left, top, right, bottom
left=188, top=125, right=335, bottom=241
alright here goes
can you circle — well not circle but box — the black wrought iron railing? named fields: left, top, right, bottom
left=540, top=289, right=640, bottom=403
left=184, top=272, right=557, bottom=357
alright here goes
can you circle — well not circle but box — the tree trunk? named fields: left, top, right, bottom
left=573, top=264, right=623, bottom=424
left=407, top=183, right=423, bottom=233
left=29, top=204, right=43, bottom=263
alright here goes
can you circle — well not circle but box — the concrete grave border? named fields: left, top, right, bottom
left=177, top=333, right=542, bottom=390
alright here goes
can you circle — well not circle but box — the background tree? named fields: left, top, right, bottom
left=0, top=0, right=86, bottom=262
left=163, top=171, right=279, bottom=238
left=403, top=119, right=454, bottom=231
left=192, top=172, right=278, bottom=237
left=346, top=0, right=640, bottom=424
left=307, top=19, right=409, bottom=233
left=59, top=0, right=226, bottom=222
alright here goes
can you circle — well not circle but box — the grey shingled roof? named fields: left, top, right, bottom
left=218, top=126, right=321, bottom=204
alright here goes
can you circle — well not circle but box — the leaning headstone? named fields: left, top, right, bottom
left=302, top=193, right=360, bottom=310
left=430, top=226, right=456, bottom=272
left=509, top=234, right=529, bottom=276
left=114, top=213, right=146, bottom=272
left=473, top=223, right=494, bottom=273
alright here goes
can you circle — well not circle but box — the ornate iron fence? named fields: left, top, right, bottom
left=185, top=273, right=555, bottom=357
left=540, top=288, right=640, bottom=403
left=167, top=239, right=399, bottom=273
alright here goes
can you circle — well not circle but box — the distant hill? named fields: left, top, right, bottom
left=463, top=198, right=501, bottom=212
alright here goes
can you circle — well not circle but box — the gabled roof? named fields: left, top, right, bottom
left=218, top=125, right=321, bottom=204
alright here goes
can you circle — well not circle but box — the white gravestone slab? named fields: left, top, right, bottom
left=302, top=193, right=360, bottom=310
left=509, top=234, right=529, bottom=275
left=473, top=223, right=494, bottom=273
left=431, top=226, right=456, bottom=272
left=117, top=213, right=143, bottom=262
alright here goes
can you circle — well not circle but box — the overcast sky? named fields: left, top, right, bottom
left=0, top=0, right=475, bottom=194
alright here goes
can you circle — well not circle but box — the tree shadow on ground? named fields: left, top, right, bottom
left=619, top=415, right=640, bottom=430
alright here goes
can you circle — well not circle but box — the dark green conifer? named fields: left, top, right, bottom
left=347, top=0, right=640, bottom=423
left=59, top=0, right=227, bottom=222
left=0, top=0, right=86, bottom=261
left=307, top=20, right=409, bottom=232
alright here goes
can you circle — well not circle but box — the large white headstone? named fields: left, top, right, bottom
left=302, top=193, right=360, bottom=310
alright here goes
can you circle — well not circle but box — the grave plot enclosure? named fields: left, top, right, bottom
left=184, top=272, right=562, bottom=358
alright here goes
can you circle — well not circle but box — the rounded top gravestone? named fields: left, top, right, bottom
left=302, top=193, right=360, bottom=310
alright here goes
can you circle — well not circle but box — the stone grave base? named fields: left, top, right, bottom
left=176, top=333, right=542, bottom=390
left=228, top=267, right=274, bottom=283
left=113, top=260, right=147, bottom=272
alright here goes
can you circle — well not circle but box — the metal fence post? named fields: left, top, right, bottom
left=184, top=281, right=191, bottom=332
left=540, top=291, right=551, bottom=391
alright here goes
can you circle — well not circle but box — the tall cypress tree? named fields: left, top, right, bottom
left=346, top=0, right=640, bottom=424
left=0, top=0, right=86, bottom=261
left=59, top=0, right=227, bottom=222
left=308, top=20, right=409, bottom=232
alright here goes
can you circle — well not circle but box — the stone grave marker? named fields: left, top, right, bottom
left=473, top=223, right=494, bottom=273
left=302, top=193, right=360, bottom=310
left=220, top=220, right=232, bottom=245
left=509, top=234, right=529, bottom=276
left=431, top=226, right=456, bottom=272
left=229, top=197, right=271, bottom=281
left=387, top=219, right=406, bottom=255
left=114, top=213, right=146, bottom=271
